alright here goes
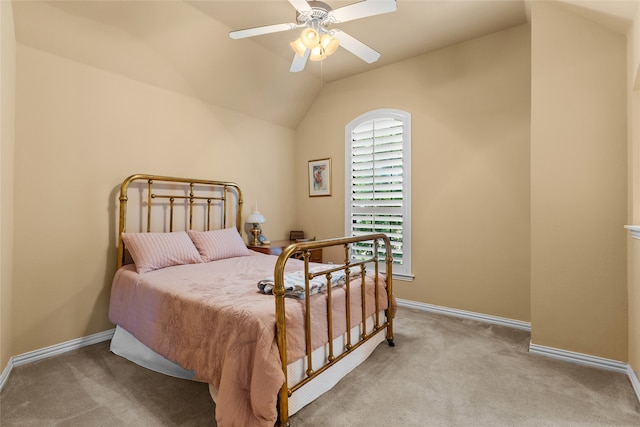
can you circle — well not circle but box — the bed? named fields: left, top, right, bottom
left=108, top=174, right=395, bottom=426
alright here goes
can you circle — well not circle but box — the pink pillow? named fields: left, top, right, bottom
left=121, top=231, right=202, bottom=274
left=188, top=228, right=250, bottom=262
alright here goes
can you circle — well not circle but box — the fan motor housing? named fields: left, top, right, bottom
left=297, top=1, right=333, bottom=25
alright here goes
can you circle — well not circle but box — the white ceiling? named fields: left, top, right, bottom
left=11, top=1, right=638, bottom=128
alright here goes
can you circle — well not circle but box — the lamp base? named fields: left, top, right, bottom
left=250, top=225, right=261, bottom=246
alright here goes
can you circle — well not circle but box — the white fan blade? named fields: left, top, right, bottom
left=230, top=23, right=298, bottom=39
left=290, top=49, right=311, bottom=72
left=331, top=29, right=380, bottom=63
left=288, top=0, right=312, bottom=14
left=330, top=0, right=397, bottom=23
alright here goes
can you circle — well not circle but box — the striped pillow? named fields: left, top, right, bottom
left=188, top=228, right=250, bottom=262
left=122, top=231, right=202, bottom=274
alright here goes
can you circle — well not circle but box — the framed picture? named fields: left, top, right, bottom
left=308, top=158, right=332, bottom=197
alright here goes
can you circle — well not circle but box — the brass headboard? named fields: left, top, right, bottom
left=117, top=174, right=243, bottom=268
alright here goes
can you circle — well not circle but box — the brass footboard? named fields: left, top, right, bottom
left=274, top=235, right=394, bottom=426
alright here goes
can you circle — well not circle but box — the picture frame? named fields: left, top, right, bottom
left=308, top=158, right=332, bottom=197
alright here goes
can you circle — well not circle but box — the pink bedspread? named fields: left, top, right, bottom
left=108, top=251, right=390, bottom=427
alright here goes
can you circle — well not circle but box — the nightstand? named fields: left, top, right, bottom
left=248, top=240, right=322, bottom=263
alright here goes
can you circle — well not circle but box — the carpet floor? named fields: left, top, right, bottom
left=1, top=307, right=639, bottom=426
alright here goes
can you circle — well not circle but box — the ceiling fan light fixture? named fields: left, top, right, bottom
left=309, top=34, right=339, bottom=61
left=290, top=38, right=307, bottom=57
left=320, top=34, right=339, bottom=56
left=300, top=28, right=320, bottom=49
left=309, top=46, right=327, bottom=62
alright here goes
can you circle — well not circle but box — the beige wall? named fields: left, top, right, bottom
left=531, top=1, right=628, bottom=360
left=628, top=5, right=640, bottom=375
left=296, top=25, right=532, bottom=323
left=11, top=27, right=297, bottom=354
left=2, top=0, right=638, bottom=378
left=1, top=0, right=16, bottom=370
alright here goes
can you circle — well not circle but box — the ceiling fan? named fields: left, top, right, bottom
left=229, top=0, right=397, bottom=72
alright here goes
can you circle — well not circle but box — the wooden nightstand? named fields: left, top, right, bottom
left=248, top=240, right=322, bottom=263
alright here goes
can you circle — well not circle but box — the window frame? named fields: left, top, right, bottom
left=344, top=108, right=413, bottom=280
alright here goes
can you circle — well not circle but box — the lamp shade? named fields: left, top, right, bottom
left=246, top=210, right=266, bottom=224
left=309, top=46, right=326, bottom=61
left=300, top=28, right=320, bottom=49
left=309, top=34, right=339, bottom=61
left=290, top=38, right=307, bottom=57
left=320, top=34, right=339, bottom=56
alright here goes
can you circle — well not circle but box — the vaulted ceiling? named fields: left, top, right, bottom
left=11, top=1, right=638, bottom=128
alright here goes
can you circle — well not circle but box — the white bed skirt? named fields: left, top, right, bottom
left=285, top=316, right=385, bottom=415
left=111, top=314, right=387, bottom=416
left=110, top=325, right=198, bottom=381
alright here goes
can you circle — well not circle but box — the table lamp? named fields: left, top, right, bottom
left=246, top=208, right=266, bottom=245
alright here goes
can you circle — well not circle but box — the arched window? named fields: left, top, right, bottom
left=345, top=109, right=412, bottom=279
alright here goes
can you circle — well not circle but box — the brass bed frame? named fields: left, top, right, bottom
left=116, top=174, right=394, bottom=426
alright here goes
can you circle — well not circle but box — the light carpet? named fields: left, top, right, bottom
left=1, top=307, right=639, bottom=426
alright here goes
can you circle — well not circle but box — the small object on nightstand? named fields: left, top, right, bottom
left=290, top=230, right=305, bottom=241
left=258, top=234, right=268, bottom=244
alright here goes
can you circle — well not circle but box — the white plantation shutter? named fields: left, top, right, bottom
left=345, top=109, right=412, bottom=278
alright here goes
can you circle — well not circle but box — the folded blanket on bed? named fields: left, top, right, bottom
left=257, top=267, right=361, bottom=299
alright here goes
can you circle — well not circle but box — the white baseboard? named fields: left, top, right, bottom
left=0, top=356, right=14, bottom=392
left=396, top=298, right=531, bottom=331
left=627, top=365, right=640, bottom=402
left=530, top=343, right=640, bottom=405
left=397, top=298, right=640, bottom=405
left=529, top=343, right=628, bottom=374
left=0, top=328, right=115, bottom=392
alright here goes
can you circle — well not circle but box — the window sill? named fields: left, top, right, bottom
left=625, top=225, right=640, bottom=240
left=377, top=269, right=414, bottom=282
left=391, top=273, right=414, bottom=282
